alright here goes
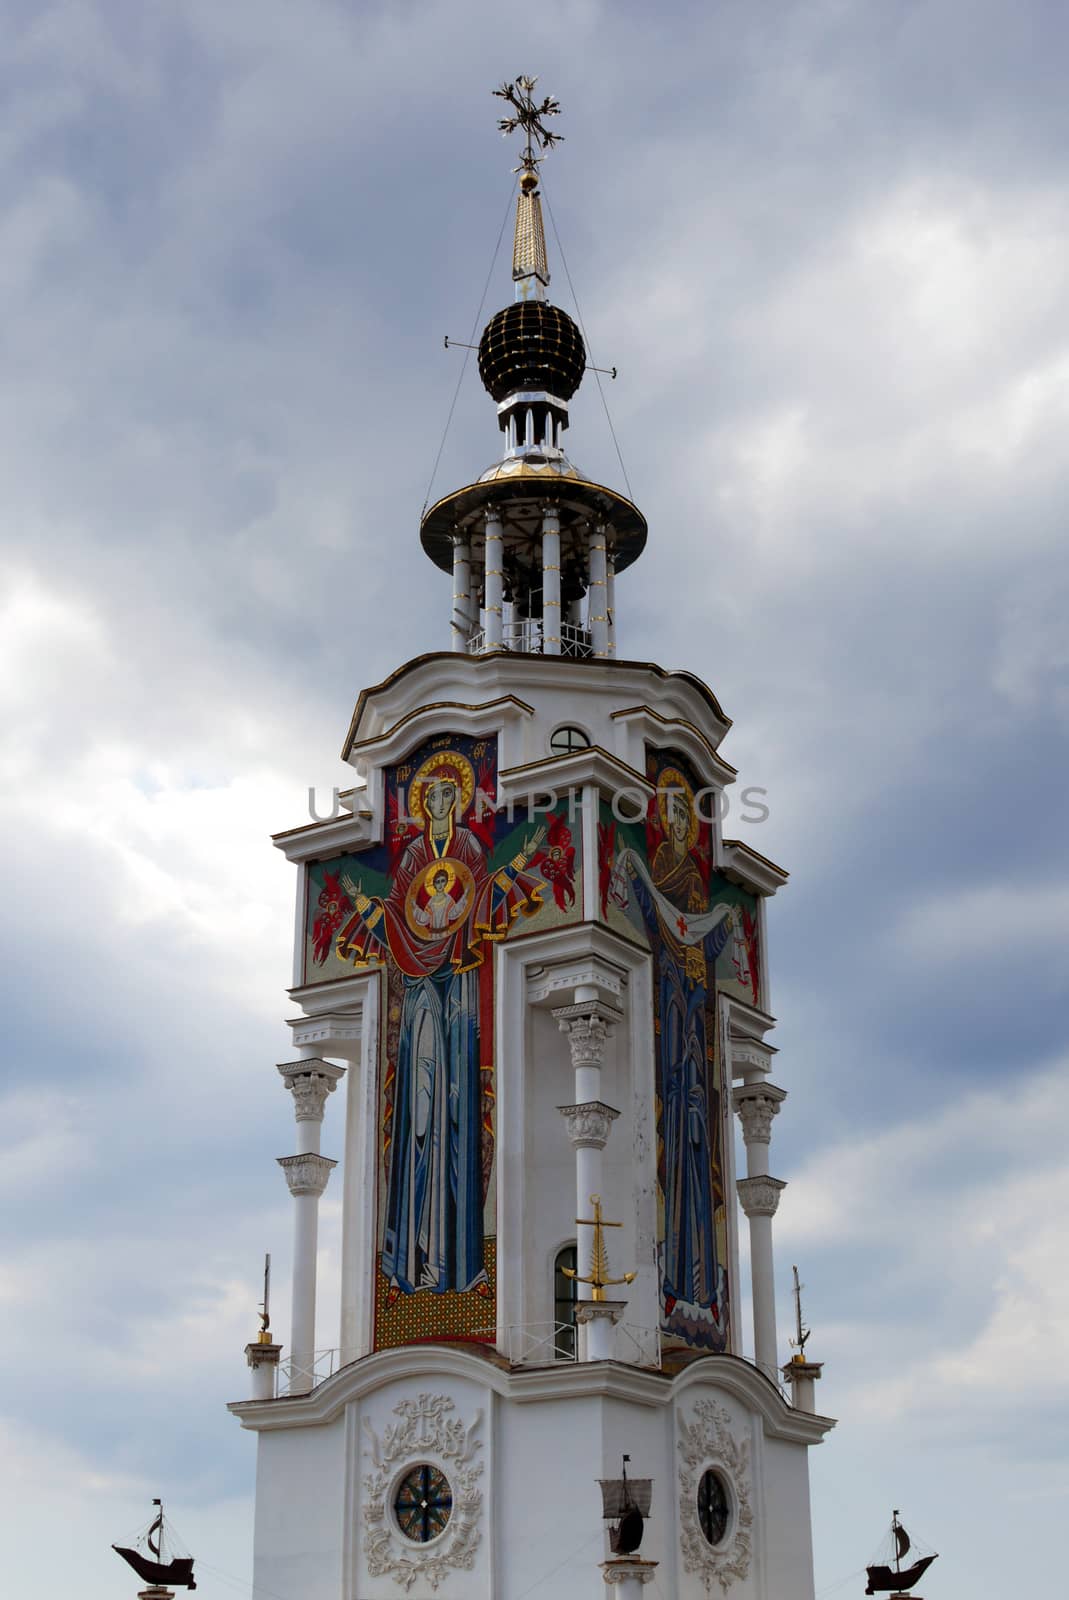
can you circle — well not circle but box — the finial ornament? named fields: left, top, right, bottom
left=789, top=1263, right=811, bottom=1359
left=493, top=76, right=560, bottom=299
left=563, top=1194, right=637, bottom=1301
left=258, top=1251, right=272, bottom=1343
left=493, top=75, right=563, bottom=180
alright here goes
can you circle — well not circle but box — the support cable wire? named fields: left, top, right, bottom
left=421, top=180, right=518, bottom=517
left=512, top=1528, right=606, bottom=1600
left=543, top=188, right=636, bottom=504
left=815, top=1565, right=868, bottom=1597
left=193, top=1555, right=307, bottom=1600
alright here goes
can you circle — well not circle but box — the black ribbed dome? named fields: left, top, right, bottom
left=478, top=301, right=586, bottom=402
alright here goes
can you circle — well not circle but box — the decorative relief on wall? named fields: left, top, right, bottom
left=362, top=1393, right=484, bottom=1591
left=676, top=1400, right=753, bottom=1592
left=598, top=748, right=761, bottom=1353
left=304, top=732, right=581, bottom=1349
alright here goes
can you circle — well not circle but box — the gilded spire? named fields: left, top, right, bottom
left=493, top=75, right=561, bottom=302
left=512, top=179, right=549, bottom=297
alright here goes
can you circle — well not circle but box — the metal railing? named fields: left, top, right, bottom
left=477, top=1320, right=662, bottom=1369
left=504, top=618, right=542, bottom=652
left=560, top=621, right=593, bottom=657
left=464, top=620, right=593, bottom=658
left=278, top=1346, right=341, bottom=1395
left=273, top=1322, right=661, bottom=1394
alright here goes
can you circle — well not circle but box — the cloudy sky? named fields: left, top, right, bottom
left=2, top=2, right=1067, bottom=1596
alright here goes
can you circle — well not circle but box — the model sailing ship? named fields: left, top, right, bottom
left=113, top=1498, right=197, bottom=1591
left=865, top=1509, right=937, bottom=1595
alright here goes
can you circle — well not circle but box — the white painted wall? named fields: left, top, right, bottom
left=239, top=1351, right=828, bottom=1600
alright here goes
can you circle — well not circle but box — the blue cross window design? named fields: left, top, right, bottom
left=393, top=1464, right=453, bottom=1543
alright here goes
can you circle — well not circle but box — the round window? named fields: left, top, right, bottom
left=697, top=1469, right=729, bottom=1547
left=549, top=725, right=591, bottom=755
left=393, top=1464, right=453, bottom=1543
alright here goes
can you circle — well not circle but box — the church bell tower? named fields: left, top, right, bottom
left=230, top=78, right=833, bottom=1600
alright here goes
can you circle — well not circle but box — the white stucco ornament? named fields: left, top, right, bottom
left=362, top=1393, right=484, bottom=1590
left=677, top=1400, right=753, bottom=1592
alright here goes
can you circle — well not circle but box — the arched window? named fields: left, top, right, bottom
left=549, top=725, right=591, bottom=755
left=554, top=1242, right=578, bottom=1358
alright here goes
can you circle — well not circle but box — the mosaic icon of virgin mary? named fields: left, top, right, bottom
left=608, top=767, right=741, bottom=1341
left=335, top=750, right=545, bottom=1302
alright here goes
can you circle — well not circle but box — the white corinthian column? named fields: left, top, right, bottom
left=277, top=1057, right=345, bottom=1394
left=733, top=1081, right=787, bottom=1383
left=554, top=994, right=623, bottom=1356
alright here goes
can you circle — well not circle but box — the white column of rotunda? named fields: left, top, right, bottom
left=541, top=504, right=561, bottom=654
left=554, top=991, right=627, bottom=1361
left=732, top=1039, right=788, bottom=1384
left=276, top=1055, right=345, bottom=1395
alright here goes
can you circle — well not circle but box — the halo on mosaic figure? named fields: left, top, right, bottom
left=408, top=750, right=477, bottom=825
left=657, top=765, right=701, bottom=849
left=404, top=857, right=476, bottom=941
left=422, top=860, right=458, bottom=895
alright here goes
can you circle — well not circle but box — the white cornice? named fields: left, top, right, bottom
left=611, top=704, right=735, bottom=776
left=498, top=745, right=653, bottom=802
left=288, top=972, right=380, bottom=1015
left=506, top=918, right=644, bottom=999
left=227, top=1344, right=834, bottom=1445
left=272, top=808, right=374, bottom=863
left=287, top=1010, right=364, bottom=1061
left=724, top=995, right=779, bottom=1050
left=347, top=695, right=536, bottom=773
left=720, top=838, right=789, bottom=896
left=341, top=654, right=734, bottom=760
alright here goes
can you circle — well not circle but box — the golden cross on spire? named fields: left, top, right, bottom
left=562, top=1195, right=636, bottom=1302
left=494, top=75, right=563, bottom=178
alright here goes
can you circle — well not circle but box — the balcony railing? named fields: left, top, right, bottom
left=278, top=1346, right=342, bottom=1395
left=275, top=1321, right=661, bottom=1395
left=464, top=620, right=593, bottom=658
left=560, top=621, right=594, bottom=657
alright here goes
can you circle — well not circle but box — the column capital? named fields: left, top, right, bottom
left=553, top=1000, right=623, bottom=1067
left=732, top=1082, right=787, bottom=1145
left=575, top=1300, right=626, bottom=1326
left=245, top=1339, right=282, bottom=1370
left=601, top=1557, right=659, bottom=1587
left=736, top=1174, right=786, bottom=1218
left=277, top=1152, right=337, bottom=1197
left=782, top=1357, right=823, bottom=1382
left=557, top=1100, right=621, bottom=1149
left=277, top=1058, right=346, bottom=1122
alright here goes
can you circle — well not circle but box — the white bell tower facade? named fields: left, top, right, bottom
left=230, top=78, right=833, bottom=1600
